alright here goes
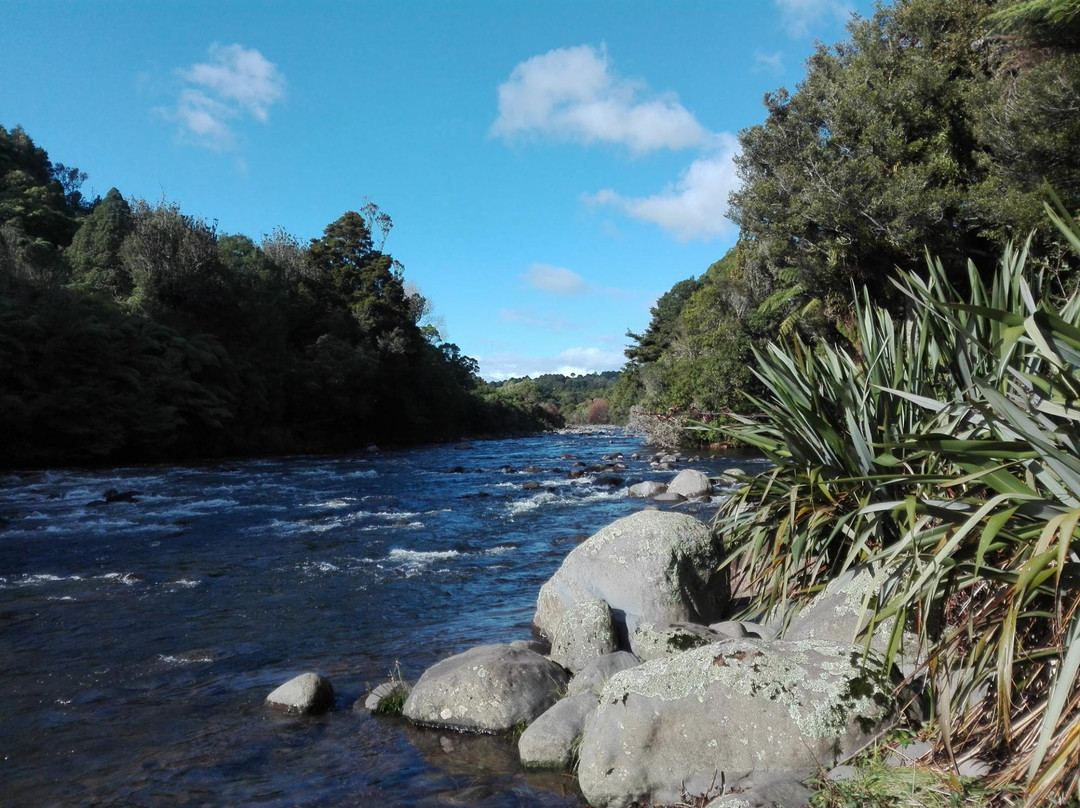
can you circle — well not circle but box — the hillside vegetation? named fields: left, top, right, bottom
left=0, top=126, right=555, bottom=468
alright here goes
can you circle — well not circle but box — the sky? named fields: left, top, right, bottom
left=1, top=0, right=876, bottom=380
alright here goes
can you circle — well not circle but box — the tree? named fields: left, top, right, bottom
left=624, top=277, right=703, bottom=364
left=66, top=188, right=135, bottom=299
left=122, top=199, right=224, bottom=326
left=307, top=210, right=412, bottom=344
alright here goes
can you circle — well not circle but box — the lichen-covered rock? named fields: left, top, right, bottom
left=265, top=672, right=335, bottom=715
left=628, top=481, right=667, bottom=499
left=550, top=599, right=619, bottom=673
left=567, top=651, right=642, bottom=698
left=534, top=511, right=728, bottom=645
left=402, top=644, right=569, bottom=734
left=576, top=638, right=893, bottom=808
left=630, top=621, right=725, bottom=661
left=518, top=692, right=597, bottom=769
left=667, top=469, right=712, bottom=499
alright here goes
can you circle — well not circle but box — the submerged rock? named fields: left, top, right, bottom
left=402, top=644, right=569, bottom=734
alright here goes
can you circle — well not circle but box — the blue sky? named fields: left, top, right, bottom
left=2, top=0, right=875, bottom=380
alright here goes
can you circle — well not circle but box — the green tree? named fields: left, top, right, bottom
left=307, top=209, right=412, bottom=344
left=66, top=188, right=135, bottom=299
left=624, top=276, right=703, bottom=364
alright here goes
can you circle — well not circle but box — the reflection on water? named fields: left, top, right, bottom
left=0, top=430, right=767, bottom=807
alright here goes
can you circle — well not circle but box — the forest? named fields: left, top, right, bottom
left=0, top=128, right=563, bottom=469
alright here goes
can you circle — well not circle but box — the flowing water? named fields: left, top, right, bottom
left=0, top=429, right=768, bottom=808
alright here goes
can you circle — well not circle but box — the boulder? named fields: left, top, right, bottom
left=518, top=692, right=597, bottom=769
left=576, top=638, right=893, bottom=807
left=550, top=599, right=619, bottom=673
left=652, top=492, right=686, bottom=503
left=265, top=672, right=335, bottom=715
left=567, top=651, right=642, bottom=698
left=628, top=481, right=667, bottom=499
left=534, top=511, right=728, bottom=645
left=402, top=644, right=569, bottom=733
left=667, top=469, right=712, bottom=499
left=630, top=621, right=725, bottom=661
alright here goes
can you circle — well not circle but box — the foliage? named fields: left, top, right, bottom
left=0, top=125, right=551, bottom=468
left=705, top=201, right=1080, bottom=805
left=728, top=0, right=1080, bottom=339
left=616, top=249, right=770, bottom=424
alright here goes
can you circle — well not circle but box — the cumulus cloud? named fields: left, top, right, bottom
left=491, top=44, right=712, bottom=154
left=775, top=0, right=854, bottom=37
left=480, top=345, right=626, bottom=381
left=586, top=133, right=740, bottom=241
left=523, top=264, right=593, bottom=296
left=165, top=43, right=285, bottom=150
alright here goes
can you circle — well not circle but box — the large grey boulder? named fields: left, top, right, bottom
left=265, top=672, right=335, bottom=715
left=667, top=469, right=712, bottom=499
left=534, top=511, right=728, bottom=644
left=518, top=692, right=597, bottom=769
left=550, top=599, right=619, bottom=673
left=402, top=644, right=569, bottom=733
left=576, top=638, right=893, bottom=808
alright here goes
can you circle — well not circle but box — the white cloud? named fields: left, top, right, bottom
left=775, top=0, right=854, bottom=37
left=491, top=44, right=712, bottom=154
left=523, top=264, right=592, bottom=296
left=586, top=133, right=740, bottom=242
left=480, top=346, right=626, bottom=381
left=754, top=51, right=785, bottom=74
left=165, top=43, right=285, bottom=150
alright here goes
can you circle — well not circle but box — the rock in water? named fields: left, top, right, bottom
left=265, top=672, right=335, bottom=715
left=402, top=644, right=569, bottom=734
left=534, top=510, right=728, bottom=644
left=667, top=469, right=712, bottom=499
left=518, top=692, right=598, bottom=769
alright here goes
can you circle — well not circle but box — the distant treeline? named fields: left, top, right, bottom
left=484, top=371, right=621, bottom=425
left=0, top=125, right=557, bottom=469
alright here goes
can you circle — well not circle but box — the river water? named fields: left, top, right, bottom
left=0, top=429, right=767, bottom=808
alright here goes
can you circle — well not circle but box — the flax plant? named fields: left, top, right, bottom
left=705, top=196, right=1080, bottom=804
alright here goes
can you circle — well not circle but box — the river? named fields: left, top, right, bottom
left=0, top=429, right=767, bottom=808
